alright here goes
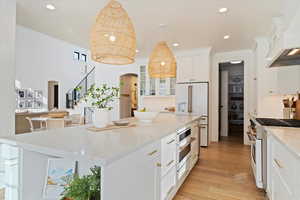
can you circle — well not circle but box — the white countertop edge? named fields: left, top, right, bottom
left=0, top=114, right=202, bottom=166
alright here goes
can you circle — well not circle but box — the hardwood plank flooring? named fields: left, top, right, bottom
left=174, top=136, right=266, bottom=200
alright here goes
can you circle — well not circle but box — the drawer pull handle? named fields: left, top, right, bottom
left=274, top=159, right=284, bottom=169
left=157, top=163, right=162, bottom=167
left=148, top=150, right=158, bottom=156
left=167, top=139, right=175, bottom=145
left=200, top=126, right=206, bottom=129
left=166, top=160, right=175, bottom=167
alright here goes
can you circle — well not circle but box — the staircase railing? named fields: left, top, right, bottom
left=66, top=66, right=95, bottom=109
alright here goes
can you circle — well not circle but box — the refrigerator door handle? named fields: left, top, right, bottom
left=188, top=85, right=193, bottom=113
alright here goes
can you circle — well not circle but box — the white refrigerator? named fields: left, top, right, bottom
left=176, top=82, right=209, bottom=147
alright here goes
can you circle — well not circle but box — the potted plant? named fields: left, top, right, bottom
left=61, top=166, right=101, bottom=200
left=78, top=84, right=119, bottom=128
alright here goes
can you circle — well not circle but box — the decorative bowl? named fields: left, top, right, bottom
left=112, top=120, right=130, bottom=126
left=134, top=111, right=159, bottom=123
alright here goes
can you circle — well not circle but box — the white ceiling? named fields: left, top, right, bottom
left=16, top=0, right=283, bottom=57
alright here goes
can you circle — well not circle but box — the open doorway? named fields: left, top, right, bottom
left=219, top=61, right=244, bottom=143
left=119, top=74, right=138, bottom=119
left=48, top=81, right=59, bottom=110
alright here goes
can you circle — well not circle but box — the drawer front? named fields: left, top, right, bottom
left=161, top=166, right=176, bottom=200
left=142, top=141, right=161, bottom=163
left=161, top=133, right=177, bottom=176
left=271, top=165, right=293, bottom=200
left=272, top=139, right=295, bottom=190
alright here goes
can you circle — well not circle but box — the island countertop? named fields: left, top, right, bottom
left=264, top=126, right=300, bottom=159
left=1, top=113, right=201, bottom=166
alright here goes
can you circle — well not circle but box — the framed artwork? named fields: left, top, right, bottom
left=18, top=90, right=26, bottom=99
left=34, top=101, right=43, bottom=109
left=43, top=159, right=76, bottom=199
left=26, top=90, right=34, bottom=99
left=34, top=90, right=43, bottom=99
left=25, top=100, right=34, bottom=108
left=18, top=101, right=26, bottom=109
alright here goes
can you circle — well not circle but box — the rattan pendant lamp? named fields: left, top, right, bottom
left=148, top=41, right=177, bottom=78
left=90, top=0, right=137, bottom=65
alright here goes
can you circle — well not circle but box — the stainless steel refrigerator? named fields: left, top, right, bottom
left=176, top=82, right=209, bottom=147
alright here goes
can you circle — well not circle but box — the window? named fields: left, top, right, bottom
left=149, top=78, right=156, bottom=95
left=140, top=66, right=146, bottom=96
left=81, top=54, right=87, bottom=62
left=159, top=79, right=167, bottom=96
left=73, top=51, right=80, bottom=60
left=170, top=78, right=176, bottom=95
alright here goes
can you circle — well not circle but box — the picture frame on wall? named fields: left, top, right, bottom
left=34, top=90, right=43, bottom=99
left=18, top=101, right=26, bottom=109
left=18, top=89, right=26, bottom=99
left=25, top=100, right=34, bottom=108
left=34, top=100, right=43, bottom=109
left=26, top=90, right=34, bottom=99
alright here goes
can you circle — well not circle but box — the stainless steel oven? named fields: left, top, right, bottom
left=177, top=127, right=192, bottom=181
left=248, top=120, right=263, bottom=189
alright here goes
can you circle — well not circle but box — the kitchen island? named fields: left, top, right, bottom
left=0, top=113, right=202, bottom=200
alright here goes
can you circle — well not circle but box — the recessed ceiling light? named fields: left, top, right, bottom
left=230, top=60, right=243, bottom=64
left=173, top=43, right=179, bottom=47
left=219, top=8, right=228, bottom=13
left=46, top=4, right=56, bottom=10
left=224, top=35, right=230, bottom=40
left=135, top=49, right=139, bottom=53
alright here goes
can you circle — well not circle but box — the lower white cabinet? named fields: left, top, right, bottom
left=267, top=134, right=300, bottom=200
left=103, top=141, right=161, bottom=200
left=161, top=166, right=177, bottom=200
left=191, top=122, right=199, bottom=166
left=161, top=133, right=177, bottom=177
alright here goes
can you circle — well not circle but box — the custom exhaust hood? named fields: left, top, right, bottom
left=267, top=17, right=300, bottom=68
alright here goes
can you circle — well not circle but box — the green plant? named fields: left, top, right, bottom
left=77, top=84, right=119, bottom=110
left=62, top=166, right=101, bottom=200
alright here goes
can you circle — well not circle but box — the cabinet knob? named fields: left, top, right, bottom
left=156, top=163, right=162, bottom=167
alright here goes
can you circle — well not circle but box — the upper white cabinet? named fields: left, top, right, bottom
left=176, top=49, right=211, bottom=83
left=277, top=66, right=300, bottom=95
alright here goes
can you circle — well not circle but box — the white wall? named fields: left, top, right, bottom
left=0, top=0, right=16, bottom=136
left=16, top=25, right=92, bottom=110
left=210, top=50, right=255, bottom=144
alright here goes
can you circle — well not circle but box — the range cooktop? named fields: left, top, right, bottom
left=256, top=118, right=300, bottom=128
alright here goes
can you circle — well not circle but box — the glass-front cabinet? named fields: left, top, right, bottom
left=139, top=65, right=176, bottom=97
left=0, top=143, right=21, bottom=200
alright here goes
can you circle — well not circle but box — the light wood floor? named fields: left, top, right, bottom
left=174, top=136, right=266, bottom=200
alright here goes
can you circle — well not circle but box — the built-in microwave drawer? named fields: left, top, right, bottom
left=178, top=144, right=191, bottom=164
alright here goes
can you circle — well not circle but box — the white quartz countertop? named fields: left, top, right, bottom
left=0, top=113, right=201, bottom=166
left=264, top=126, right=300, bottom=159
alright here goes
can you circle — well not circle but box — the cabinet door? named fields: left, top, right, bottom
left=193, top=55, right=209, bottom=82
left=176, top=57, right=193, bottom=83
left=161, top=166, right=176, bottom=200
left=161, top=134, right=177, bottom=177
left=103, top=142, right=161, bottom=200
left=271, top=165, right=293, bottom=200
left=277, top=66, right=300, bottom=95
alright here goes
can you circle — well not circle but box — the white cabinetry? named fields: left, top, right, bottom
left=277, top=66, right=300, bottom=95
left=103, top=141, right=161, bottom=200
left=191, top=122, right=199, bottom=166
left=267, top=134, right=300, bottom=200
left=176, top=50, right=210, bottom=83
left=160, top=133, right=177, bottom=200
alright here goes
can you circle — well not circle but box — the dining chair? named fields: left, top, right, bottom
left=25, top=117, right=47, bottom=132
left=46, top=118, right=65, bottom=129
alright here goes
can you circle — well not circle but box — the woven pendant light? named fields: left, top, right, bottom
left=148, top=41, right=177, bottom=78
left=90, top=0, right=136, bottom=65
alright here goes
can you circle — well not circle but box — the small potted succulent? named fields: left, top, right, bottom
left=61, top=166, right=101, bottom=200
left=78, top=84, right=119, bottom=128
